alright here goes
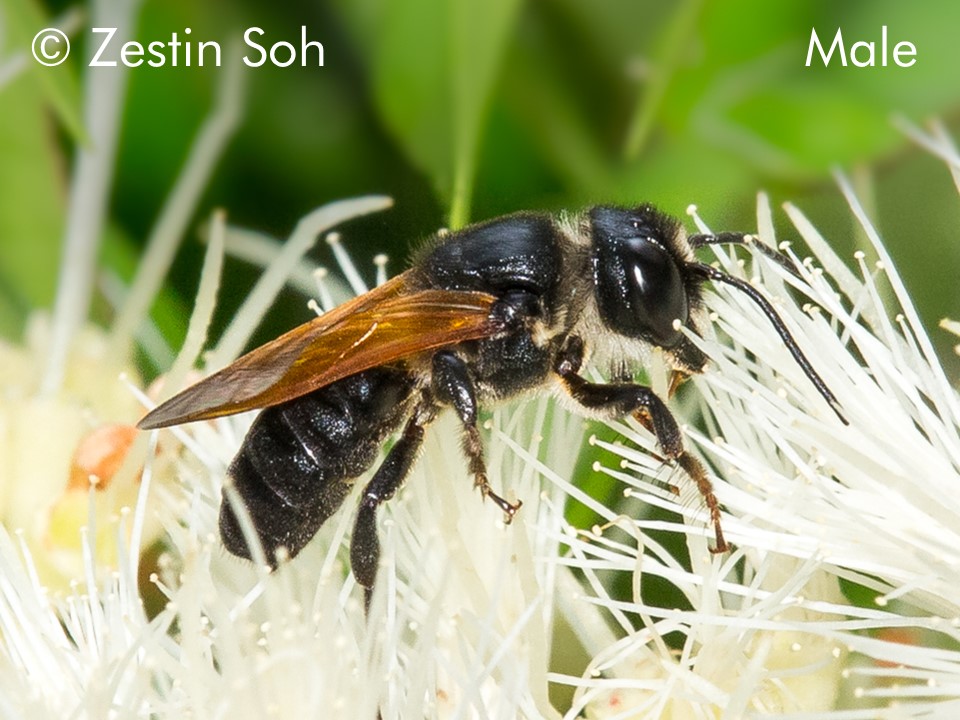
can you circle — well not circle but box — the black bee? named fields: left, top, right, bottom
left=139, top=205, right=845, bottom=606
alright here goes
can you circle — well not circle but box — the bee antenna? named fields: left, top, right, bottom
left=687, top=261, right=848, bottom=425
left=688, top=232, right=802, bottom=280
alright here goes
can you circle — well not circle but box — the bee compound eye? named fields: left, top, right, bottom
left=595, top=235, right=689, bottom=347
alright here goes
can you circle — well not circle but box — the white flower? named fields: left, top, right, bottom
left=135, top=215, right=587, bottom=719
left=6, top=150, right=960, bottom=716
left=572, top=131, right=960, bottom=715
left=3, top=5, right=959, bottom=707
left=0, top=313, right=146, bottom=589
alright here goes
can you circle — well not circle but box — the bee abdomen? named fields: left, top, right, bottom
left=220, top=366, right=414, bottom=563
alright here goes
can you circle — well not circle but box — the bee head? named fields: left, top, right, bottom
left=589, top=205, right=706, bottom=371
left=587, top=204, right=847, bottom=422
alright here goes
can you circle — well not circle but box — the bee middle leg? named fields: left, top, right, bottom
left=432, top=351, right=522, bottom=522
left=555, top=336, right=728, bottom=552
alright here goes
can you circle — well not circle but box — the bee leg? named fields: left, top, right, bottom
left=555, top=336, right=727, bottom=552
left=432, top=351, right=522, bottom=523
left=351, top=406, right=431, bottom=612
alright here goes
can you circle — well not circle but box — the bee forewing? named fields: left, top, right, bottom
left=138, top=274, right=502, bottom=429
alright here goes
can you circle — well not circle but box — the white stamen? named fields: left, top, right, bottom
left=109, top=51, right=244, bottom=357
left=326, top=232, right=370, bottom=296
left=41, top=0, right=139, bottom=396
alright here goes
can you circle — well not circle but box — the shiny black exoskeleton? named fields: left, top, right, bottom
left=221, top=367, right=415, bottom=562
left=219, top=205, right=845, bottom=606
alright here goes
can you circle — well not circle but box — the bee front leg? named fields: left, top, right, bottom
left=432, top=351, right=522, bottom=522
left=554, top=336, right=728, bottom=553
left=351, top=405, right=432, bottom=613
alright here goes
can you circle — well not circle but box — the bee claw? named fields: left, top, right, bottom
left=668, top=370, right=688, bottom=398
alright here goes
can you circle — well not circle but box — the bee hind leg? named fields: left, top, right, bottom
left=432, top=351, right=522, bottom=522
left=351, top=405, right=432, bottom=613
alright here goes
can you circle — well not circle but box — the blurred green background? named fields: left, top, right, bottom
left=1, top=0, right=958, bottom=376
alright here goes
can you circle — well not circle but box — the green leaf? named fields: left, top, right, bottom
left=662, top=0, right=960, bottom=180
left=0, top=75, right=65, bottom=337
left=370, top=0, right=522, bottom=227
left=622, top=0, right=704, bottom=160
left=2, top=0, right=85, bottom=144
left=498, top=11, right=610, bottom=197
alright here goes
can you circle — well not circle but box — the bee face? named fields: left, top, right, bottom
left=589, top=205, right=690, bottom=349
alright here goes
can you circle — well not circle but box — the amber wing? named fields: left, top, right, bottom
left=139, top=273, right=502, bottom=429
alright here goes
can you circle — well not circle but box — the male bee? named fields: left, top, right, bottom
left=139, top=204, right=845, bottom=606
